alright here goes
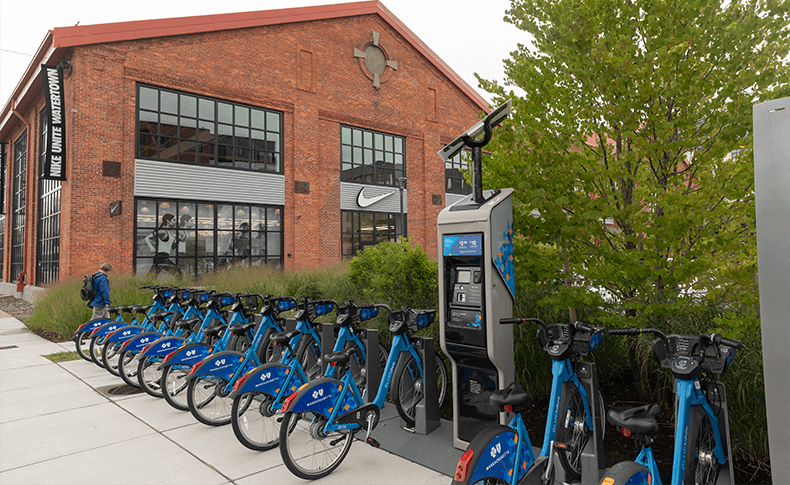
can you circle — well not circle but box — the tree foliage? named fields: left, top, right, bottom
left=479, top=0, right=789, bottom=333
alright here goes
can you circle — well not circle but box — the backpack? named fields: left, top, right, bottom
left=80, top=272, right=100, bottom=301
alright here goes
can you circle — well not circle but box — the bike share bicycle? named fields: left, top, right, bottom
left=227, top=300, right=389, bottom=450
left=277, top=305, right=449, bottom=480
left=452, top=318, right=607, bottom=485
left=598, top=329, right=742, bottom=485
left=184, top=296, right=341, bottom=426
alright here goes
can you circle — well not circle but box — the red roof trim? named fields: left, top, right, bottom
left=51, top=1, right=488, bottom=110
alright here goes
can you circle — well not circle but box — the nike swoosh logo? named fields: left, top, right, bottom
left=357, top=187, right=395, bottom=208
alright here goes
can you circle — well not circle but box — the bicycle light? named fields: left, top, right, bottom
left=454, top=448, right=475, bottom=482
left=281, top=391, right=298, bottom=412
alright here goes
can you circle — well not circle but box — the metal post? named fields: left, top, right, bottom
left=397, top=176, right=407, bottom=238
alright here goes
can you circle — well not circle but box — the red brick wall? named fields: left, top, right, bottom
left=3, top=13, right=483, bottom=281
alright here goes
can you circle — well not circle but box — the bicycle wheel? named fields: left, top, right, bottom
left=162, top=364, right=192, bottom=411
left=296, top=334, right=322, bottom=381
left=231, top=391, right=280, bottom=451
left=688, top=413, right=720, bottom=485
left=555, top=387, right=604, bottom=480
left=118, top=350, right=141, bottom=388
left=89, top=335, right=107, bottom=368
left=596, top=461, right=651, bottom=485
left=279, top=410, right=353, bottom=480
left=227, top=333, right=251, bottom=353
left=346, top=341, right=388, bottom=396
left=392, top=355, right=448, bottom=428
left=74, top=332, right=93, bottom=361
left=137, top=355, right=164, bottom=398
left=187, top=374, right=233, bottom=426
left=101, top=340, right=124, bottom=376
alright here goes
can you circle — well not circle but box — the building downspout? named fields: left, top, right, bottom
left=10, top=99, right=30, bottom=288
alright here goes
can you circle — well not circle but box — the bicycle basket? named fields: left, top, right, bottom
left=359, top=306, right=380, bottom=322
left=278, top=299, right=296, bottom=312
left=409, top=309, right=437, bottom=331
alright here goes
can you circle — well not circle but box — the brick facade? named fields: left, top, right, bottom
left=0, top=4, right=485, bottom=284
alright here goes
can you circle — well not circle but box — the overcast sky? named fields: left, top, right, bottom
left=0, top=0, right=529, bottom=111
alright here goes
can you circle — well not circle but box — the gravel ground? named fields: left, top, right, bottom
left=0, top=295, right=35, bottom=322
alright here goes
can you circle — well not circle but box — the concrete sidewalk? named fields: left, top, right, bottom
left=0, top=314, right=452, bottom=485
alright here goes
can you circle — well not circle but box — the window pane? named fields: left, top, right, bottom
left=394, top=137, right=402, bottom=152
left=217, top=204, right=233, bottom=230
left=235, top=106, right=249, bottom=127
left=159, top=137, right=179, bottom=160
left=198, top=143, right=214, bottom=165
left=352, top=129, right=362, bottom=146
left=267, top=207, right=281, bottom=230
left=267, top=112, right=279, bottom=132
left=160, top=114, right=178, bottom=137
left=197, top=203, right=214, bottom=229
left=199, top=99, right=215, bottom=121
left=363, top=131, right=373, bottom=147
left=252, top=233, right=266, bottom=256
left=218, top=102, right=233, bottom=123
left=341, top=127, right=351, bottom=145
left=161, top=91, right=178, bottom=114
left=137, top=200, right=157, bottom=227
left=139, top=111, right=157, bottom=133
left=139, top=86, right=158, bottom=111
left=251, top=110, right=265, bottom=130
left=196, top=230, right=213, bottom=256
left=267, top=233, right=281, bottom=256
left=139, top=135, right=157, bottom=158
left=251, top=207, right=265, bottom=230
left=180, top=118, right=197, bottom=140
left=179, top=142, right=197, bottom=163
left=342, top=212, right=353, bottom=233
left=180, top=95, right=196, bottom=117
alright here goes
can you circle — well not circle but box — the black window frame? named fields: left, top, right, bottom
left=341, top=210, right=400, bottom=258
left=135, top=84, right=284, bottom=174
left=134, top=197, right=283, bottom=276
left=37, top=109, right=61, bottom=284
left=445, top=149, right=473, bottom=195
left=11, top=132, right=26, bottom=282
left=340, top=125, right=405, bottom=186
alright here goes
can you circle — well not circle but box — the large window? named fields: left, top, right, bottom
left=135, top=198, right=282, bottom=276
left=341, top=211, right=400, bottom=258
left=340, top=126, right=405, bottom=186
left=37, top=109, right=61, bottom=285
left=136, top=85, right=283, bottom=173
left=10, top=133, right=26, bottom=282
left=445, top=149, right=473, bottom=195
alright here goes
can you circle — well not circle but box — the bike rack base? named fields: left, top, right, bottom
left=400, top=336, right=440, bottom=435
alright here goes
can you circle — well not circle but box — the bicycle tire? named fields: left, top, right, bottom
left=344, top=340, right=388, bottom=396
left=74, top=332, right=92, bottom=361
left=279, top=410, right=353, bottom=480
left=187, top=374, right=233, bottom=426
left=687, top=411, right=720, bottom=485
left=118, top=349, right=141, bottom=388
left=556, top=386, right=604, bottom=480
left=227, top=333, right=251, bottom=353
left=101, top=340, right=124, bottom=376
left=89, top=335, right=107, bottom=368
left=296, top=333, right=322, bottom=381
left=595, top=460, right=651, bottom=485
left=137, top=354, right=164, bottom=398
left=231, top=391, right=280, bottom=451
left=161, top=364, right=192, bottom=411
left=452, top=424, right=525, bottom=485
left=392, top=354, right=448, bottom=428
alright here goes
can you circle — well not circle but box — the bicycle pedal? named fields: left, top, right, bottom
left=366, top=437, right=380, bottom=448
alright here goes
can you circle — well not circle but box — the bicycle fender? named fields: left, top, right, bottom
left=187, top=350, right=246, bottom=381
left=229, top=363, right=305, bottom=398
left=457, top=424, right=532, bottom=485
left=138, top=336, right=185, bottom=358
left=595, top=461, right=651, bottom=485
left=287, top=378, right=358, bottom=418
left=105, top=325, right=144, bottom=343
left=73, top=319, right=110, bottom=338
left=160, top=343, right=211, bottom=368
left=119, top=332, right=161, bottom=352
left=89, top=321, right=130, bottom=338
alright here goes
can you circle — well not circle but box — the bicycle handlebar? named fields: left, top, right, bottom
left=709, top=333, right=743, bottom=350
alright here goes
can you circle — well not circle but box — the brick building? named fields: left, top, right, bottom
left=0, top=1, right=485, bottom=287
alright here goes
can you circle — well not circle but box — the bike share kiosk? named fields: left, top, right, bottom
left=437, top=100, right=516, bottom=449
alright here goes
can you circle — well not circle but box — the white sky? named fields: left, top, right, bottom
left=0, top=0, right=529, bottom=111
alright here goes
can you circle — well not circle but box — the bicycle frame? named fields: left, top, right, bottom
left=540, top=358, right=593, bottom=457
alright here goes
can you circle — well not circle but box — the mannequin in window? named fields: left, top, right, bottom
left=145, top=213, right=178, bottom=273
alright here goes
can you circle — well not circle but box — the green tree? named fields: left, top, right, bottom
left=480, top=0, right=787, bottom=326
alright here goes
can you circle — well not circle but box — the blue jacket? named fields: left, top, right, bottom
left=87, top=272, right=111, bottom=308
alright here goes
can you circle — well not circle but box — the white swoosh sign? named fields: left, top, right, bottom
left=357, top=187, right=395, bottom=208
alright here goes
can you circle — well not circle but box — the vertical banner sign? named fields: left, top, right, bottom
left=40, top=64, right=66, bottom=180
left=0, top=141, right=5, bottom=213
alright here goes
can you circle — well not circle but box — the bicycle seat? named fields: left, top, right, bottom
left=489, top=381, right=531, bottom=412
left=229, top=321, right=255, bottom=335
left=271, top=329, right=301, bottom=345
left=176, top=316, right=201, bottom=330
left=607, top=404, right=660, bottom=436
left=133, top=304, right=154, bottom=313
left=150, top=311, right=175, bottom=321
left=203, top=324, right=226, bottom=338
left=324, top=347, right=356, bottom=367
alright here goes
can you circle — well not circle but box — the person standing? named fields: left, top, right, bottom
left=87, top=263, right=112, bottom=320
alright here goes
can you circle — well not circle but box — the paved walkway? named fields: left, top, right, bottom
left=0, top=314, right=452, bottom=484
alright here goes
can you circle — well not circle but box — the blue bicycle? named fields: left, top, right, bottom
left=277, top=305, right=448, bottom=480
left=451, top=318, right=606, bottom=485
left=598, top=329, right=743, bottom=485
left=228, top=300, right=389, bottom=450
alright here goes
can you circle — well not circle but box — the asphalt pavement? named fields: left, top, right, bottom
left=0, top=313, right=453, bottom=485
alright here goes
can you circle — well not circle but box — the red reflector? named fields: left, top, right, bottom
left=141, top=343, right=154, bottom=354
left=622, top=428, right=632, bottom=437
left=504, top=405, right=513, bottom=413
left=232, top=375, right=247, bottom=393
left=455, top=448, right=475, bottom=482
left=281, top=392, right=299, bottom=413
left=189, top=362, right=201, bottom=375
left=330, top=362, right=337, bottom=367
